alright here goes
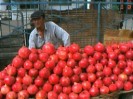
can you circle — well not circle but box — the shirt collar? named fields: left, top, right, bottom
left=35, top=23, right=47, bottom=36
left=45, top=23, right=47, bottom=30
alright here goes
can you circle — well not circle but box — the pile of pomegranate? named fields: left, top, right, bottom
left=0, top=42, right=133, bottom=99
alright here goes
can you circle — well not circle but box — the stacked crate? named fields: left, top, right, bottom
left=104, top=29, right=133, bottom=45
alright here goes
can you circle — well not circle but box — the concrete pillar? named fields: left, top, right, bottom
left=87, top=0, right=91, bottom=9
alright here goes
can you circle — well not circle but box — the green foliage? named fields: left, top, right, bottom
left=4, top=0, right=10, bottom=2
left=112, top=5, right=119, bottom=10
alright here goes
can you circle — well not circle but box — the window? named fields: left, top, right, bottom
left=20, top=4, right=38, bottom=9
left=12, top=0, right=39, bottom=10
left=49, top=0, right=72, bottom=5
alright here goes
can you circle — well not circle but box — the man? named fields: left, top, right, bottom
left=28, top=10, right=70, bottom=49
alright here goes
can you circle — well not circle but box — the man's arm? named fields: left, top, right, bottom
left=53, top=22, right=70, bottom=47
left=28, top=33, right=36, bottom=49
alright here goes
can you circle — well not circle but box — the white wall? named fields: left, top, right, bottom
left=10, top=0, right=86, bottom=20
left=0, top=0, right=7, bottom=11
left=10, top=0, right=86, bottom=11
left=47, top=0, right=85, bottom=10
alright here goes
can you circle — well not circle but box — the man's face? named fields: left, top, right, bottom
left=32, top=17, right=44, bottom=28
